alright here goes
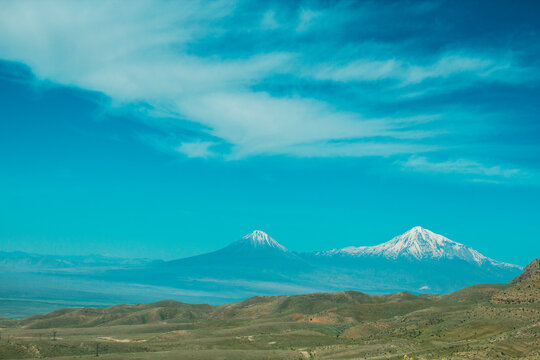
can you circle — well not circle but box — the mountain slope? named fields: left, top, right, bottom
left=2, top=227, right=525, bottom=319
left=317, top=226, right=520, bottom=269
left=493, top=258, right=540, bottom=304
left=128, top=230, right=316, bottom=294
left=5, top=273, right=540, bottom=360
left=164, top=230, right=299, bottom=267
left=302, top=226, right=522, bottom=294
left=3, top=265, right=539, bottom=360
left=125, top=227, right=522, bottom=297
left=511, top=257, right=540, bottom=283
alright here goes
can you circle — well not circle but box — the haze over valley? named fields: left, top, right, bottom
left=0, top=227, right=523, bottom=319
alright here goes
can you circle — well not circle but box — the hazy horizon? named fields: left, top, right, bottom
left=0, top=226, right=533, bottom=267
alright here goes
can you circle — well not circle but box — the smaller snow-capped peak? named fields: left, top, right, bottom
left=236, top=230, right=288, bottom=251
left=320, top=226, right=520, bottom=269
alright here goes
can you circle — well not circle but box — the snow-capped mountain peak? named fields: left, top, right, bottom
left=321, top=226, right=520, bottom=269
left=371, top=226, right=477, bottom=261
left=235, top=230, right=288, bottom=251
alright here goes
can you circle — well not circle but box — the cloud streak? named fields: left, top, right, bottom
left=0, top=0, right=538, bottom=183
left=401, top=156, right=530, bottom=183
left=310, top=54, right=516, bottom=86
left=0, top=0, right=440, bottom=158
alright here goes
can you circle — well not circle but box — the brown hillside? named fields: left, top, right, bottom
left=512, top=258, right=540, bottom=283
left=493, top=259, right=540, bottom=304
left=2, top=274, right=539, bottom=359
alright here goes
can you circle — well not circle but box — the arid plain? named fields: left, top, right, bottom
left=1, top=259, right=538, bottom=360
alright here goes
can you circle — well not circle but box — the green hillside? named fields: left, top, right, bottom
left=0, top=259, right=538, bottom=359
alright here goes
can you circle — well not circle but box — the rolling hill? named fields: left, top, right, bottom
left=0, top=258, right=538, bottom=359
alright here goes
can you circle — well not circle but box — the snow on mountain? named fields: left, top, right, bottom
left=231, top=230, right=288, bottom=252
left=320, top=226, right=521, bottom=269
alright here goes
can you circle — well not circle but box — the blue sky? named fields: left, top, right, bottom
left=0, top=0, right=539, bottom=265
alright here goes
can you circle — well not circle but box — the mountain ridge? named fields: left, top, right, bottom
left=315, top=226, right=521, bottom=269
left=1, top=227, right=526, bottom=319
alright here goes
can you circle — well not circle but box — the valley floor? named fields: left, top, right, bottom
left=0, top=271, right=539, bottom=359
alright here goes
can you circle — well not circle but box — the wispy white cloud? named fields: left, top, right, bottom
left=0, top=0, right=536, bottom=182
left=0, top=0, right=438, bottom=159
left=312, top=59, right=400, bottom=82
left=176, top=141, right=217, bottom=158
left=276, top=142, right=438, bottom=158
left=401, top=156, right=527, bottom=183
left=309, top=53, right=517, bottom=86
left=177, top=92, right=433, bottom=157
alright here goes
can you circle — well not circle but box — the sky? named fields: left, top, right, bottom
left=0, top=0, right=539, bottom=266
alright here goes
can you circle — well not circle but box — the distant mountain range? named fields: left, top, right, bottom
left=0, top=227, right=524, bottom=318
left=111, top=226, right=522, bottom=298
left=0, top=251, right=157, bottom=272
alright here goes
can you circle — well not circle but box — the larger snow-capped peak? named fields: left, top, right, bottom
left=235, top=230, right=288, bottom=251
left=321, top=226, right=519, bottom=268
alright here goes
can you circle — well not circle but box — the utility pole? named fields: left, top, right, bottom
left=95, top=343, right=99, bottom=357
